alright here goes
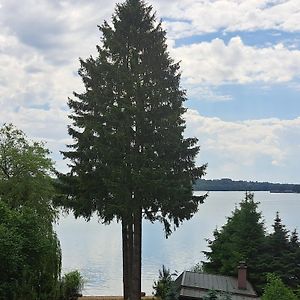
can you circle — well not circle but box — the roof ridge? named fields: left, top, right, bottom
left=180, top=271, right=258, bottom=297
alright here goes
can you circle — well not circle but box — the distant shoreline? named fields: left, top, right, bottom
left=195, top=190, right=300, bottom=194
left=194, top=178, right=300, bottom=193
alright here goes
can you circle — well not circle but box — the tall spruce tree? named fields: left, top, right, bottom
left=60, top=1, right=206, bottom=299
left=288, top=230, right=300, bottom=290
left=263, top=214, right=300, bottom=291
left=203, top=193, right=266, bottom=292
left=263, top=213, right=291, bottom=287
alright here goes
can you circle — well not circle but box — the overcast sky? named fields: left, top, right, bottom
left=0, top=0, right=299, bottom=183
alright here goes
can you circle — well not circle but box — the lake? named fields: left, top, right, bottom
left=55, top=191, right=300, bottom=296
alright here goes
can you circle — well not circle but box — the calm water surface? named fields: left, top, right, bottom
left=55, top=191, right=300, bottom=296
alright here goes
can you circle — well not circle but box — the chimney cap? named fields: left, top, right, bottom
left=238, top=261, right=247, bottom=269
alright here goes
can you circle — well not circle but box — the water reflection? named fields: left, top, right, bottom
left=55, top=191, right=300, bottom=295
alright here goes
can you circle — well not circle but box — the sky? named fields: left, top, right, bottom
left=0, top=0, right=299, bottom=183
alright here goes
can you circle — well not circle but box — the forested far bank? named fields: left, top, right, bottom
left=194, top=178, right=300, bottom=193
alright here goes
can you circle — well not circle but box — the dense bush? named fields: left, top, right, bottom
left=153, top=266, right=177, bottom=300
left=60, top=270, right=84, bottom=300
left=0, top=201, right=61, bottom=300
left=0, top=124, right=61, bottom=299
left=261, top=274, right=297, bottom=300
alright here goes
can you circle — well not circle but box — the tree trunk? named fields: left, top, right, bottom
left=122, top=221, right=129, bottom=300
left=128, top=219, right=134, bottom=300
left=136, top=209, right=142, bottom=298
left=122, top=208, right=142, bottom=300
left=131, top=209, right=142, bottom=300
left=122, top=216, right=134, bottom=300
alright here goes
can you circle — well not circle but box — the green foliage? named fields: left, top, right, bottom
left=203, top=193, right=266, bottom=289
left=261, top=274, right=297, bottom=300
left=59, top=0, right=206, bottom=234
left=0, top=123, right=56, bottom=220
left=0, top=124, right=61, bottom=300
left=289, top=230, right=300, bottom=291
left=59, top=0, right=206, bottom=298
left=220, top=292, right=233, bottom=300
left=165, top=283, right=178, bottom=300
left=153, top=266, right=177, bottom=300
left=293, top=286, right=300, bottom=300
left=203, top=289, right=232, bottom=300
left=0, top=201, right=61, bottom=300
left=190, top=262, right=203, bottom=273
left=202, top=193, right=300, bottom=295
left=60, top=270, right=84, bottom=300
left=203, top=289, right=218, bottom=300
left=260, top=214, right=300, bottom=291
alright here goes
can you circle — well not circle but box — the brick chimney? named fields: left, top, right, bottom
left=237, top=261, right=247, bottom=290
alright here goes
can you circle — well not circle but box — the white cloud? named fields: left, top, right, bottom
left=156, top=0, right=300, bottom=38
left=0, top=0, right=299, bottom=181
left=0, top=106, right=70, bottom=171
left=184, top=109, right=300, bottom=181
left=171, top=37, right=300, bottom=85
left=185, top=84, right=233, bottom=102
left=161, top=21, right=198, bottom=39
left=0, top=28, right=84, bottom=111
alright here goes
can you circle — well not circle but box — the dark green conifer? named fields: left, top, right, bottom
left=263, top=214, right=300, bottom=291
left=202, top=196, right=300, bottom=295
left=287, top=230, right=300, bottom=290
left=203, top=193, right=266, bottom=292
left=290, top=229, right=300, bottom=247
left=263, top=213, right=290, bottom=284
left=269, top=212, right=290, bottom=250
left=59, top=0, right=206, bottom=299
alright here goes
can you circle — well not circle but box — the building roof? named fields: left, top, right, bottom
left=175, top=271, right=260, bottom=300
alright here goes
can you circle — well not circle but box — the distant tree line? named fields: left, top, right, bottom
left=194, top=178, right=300, bottom=193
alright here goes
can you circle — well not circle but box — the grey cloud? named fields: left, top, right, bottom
left=184, top=109, right=300, bottom=182
left=1, top=1, right=66, bottom=48
left=0, top=0, right=115, bottom=66
left=15, top=20, right=65, bottom=51
left=24, top=65, right=43, bottom=74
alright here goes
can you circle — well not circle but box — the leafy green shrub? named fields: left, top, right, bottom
left=165, top=283, right=178, bottom=300
left=0, top=201, right=61, bottom=300
left=0, top=124, right=61, bottom=300
left=204, top=289, right=232, bottom=300
left=60, top=270, right=84, bottom=300
left=261, top=273, right=297, bottom=300
left=153, top=265, right=177, bottom=300
left=203, top=289, right=218, bottom=300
